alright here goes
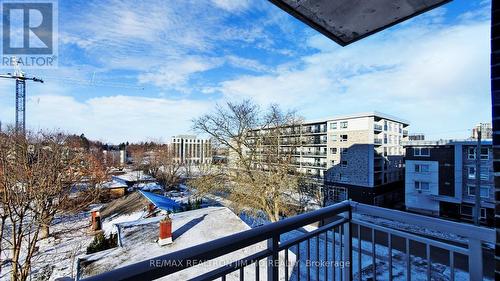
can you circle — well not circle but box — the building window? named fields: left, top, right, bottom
left=460, top=205, right=486, bottom=219
left=330, top=148, right=337, bottom=154
left=467, top=185, right=489, bottom=198
left=415, top=164, right=430, bottom=173
left=384, top=121, right=388, bottom=131
left=340, top=121, right=348, bottom=129
left=480, top=148, right=489, bottom=160
left=341, top=160, right=348, bottom=168
left=331, top=160, right=335, bottom=165
left=384, top=134, right=387, bottom=144
left=414, top=147, right=430, bottom=157
left=414, top=181, right=430, bottom=191
left=480, top=167, right=489, bottom=180
left=340, top=134, right=348, bottom=142
left=468, top=167, right=476, bottom=179
left=330, top=122, right=337, bottom=130
left=331, top=135, right=337, bottom=142
left=468, top=147, right=475, bottom=160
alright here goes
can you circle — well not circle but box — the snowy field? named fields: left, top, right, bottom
left=0, top=212, right=93, bottom=281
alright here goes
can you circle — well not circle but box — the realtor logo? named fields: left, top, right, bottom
left=1, top=1, right=58, bottom=68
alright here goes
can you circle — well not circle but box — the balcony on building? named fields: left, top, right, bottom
left=374, top=138, right=383, bottom=146
left=302, top=149, right=327, bottom=157
left=374, top=124, right=383, bottom=133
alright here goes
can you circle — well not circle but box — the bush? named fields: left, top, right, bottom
left=86, top=232, right=118, bottom=254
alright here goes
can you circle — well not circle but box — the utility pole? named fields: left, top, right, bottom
left=474, top=129, right=482, bottom=225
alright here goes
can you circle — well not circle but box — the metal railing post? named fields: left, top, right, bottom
left=267, top=234, right=280, bottom=281
left=343, top=206, right=352, bottom=281
left=116, top=225, right=123, bottom=247
left=468, top=238, right=483, bottom=280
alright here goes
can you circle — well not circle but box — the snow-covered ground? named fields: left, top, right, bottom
left=0, top=212, right=93, bottom=281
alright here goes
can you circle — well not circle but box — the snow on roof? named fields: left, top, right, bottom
left=140, top=190, right=180, bottom=211
left=102, top=210, right=146, bottom=235
left=100, top=180, right=128, bottom=189
left=112, top=170, right=155, bottom=182
left=136, top=182, right=163, bottom=191
left=80, top=207, right=295, bottom=280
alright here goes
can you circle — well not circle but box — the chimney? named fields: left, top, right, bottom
left=158, top=216, right=172, bottom=246
left=147, top=203, right=156, bottom=216
left=90, top=210, right=102, bottom=231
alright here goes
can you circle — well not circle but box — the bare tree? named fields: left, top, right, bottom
left=145, top=145, right=183, bottom=190
left=190, top=100, right=304, bottom=222
left=0, top=129, right=105, bottom=281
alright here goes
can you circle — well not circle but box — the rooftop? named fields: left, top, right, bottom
left=80, top=207, right=295, bottom=280
left=111, top=170, right=156, bottom=183
left=404, top=139, right=493, bottom=146
left=306, top=111, right=410, bottom=125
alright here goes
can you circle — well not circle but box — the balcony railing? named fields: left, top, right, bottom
left=374, top=138, right=382, bottom=145
left=301, top=139, right=328, bottom=145
left=80, top=201, right=494, bottom=281
left=301, top=162, right=327, bottom=168
left=374, top=124, right=383, bottom=132
left=302, top=151, right=327, bottom=157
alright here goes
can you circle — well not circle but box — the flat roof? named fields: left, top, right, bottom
left=403, top=139, right=493, bottom=146
left=305, top=111, right=409, bottom=125
left=80, top=207, right=295, bottom=280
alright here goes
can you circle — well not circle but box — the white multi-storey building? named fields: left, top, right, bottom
left=471, top=123, right=493, bottom=140
left=247, top=112, right=409, bottom=205
left=171, top=135, right=212, bottom=164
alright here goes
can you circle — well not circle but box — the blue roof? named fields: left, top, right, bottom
left=139, top=191, right=181, bottom=212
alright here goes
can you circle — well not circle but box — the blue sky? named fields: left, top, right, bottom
left=0, top=0, right=492, bottom=143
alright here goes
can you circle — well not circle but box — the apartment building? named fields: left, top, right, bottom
left=171, top=135, right=212, bottom=164
left=323, top=112, right=409, bottom=206
left=247, top=112, right=409, bottom=206
left=471, top=123, right=493, bottom=139
left=404, top=140, right=494, bottom=226
left=409, top=133, right=425, bottom=141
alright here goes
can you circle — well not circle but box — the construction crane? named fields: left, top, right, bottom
left=0, top=58, right=44, bottom=132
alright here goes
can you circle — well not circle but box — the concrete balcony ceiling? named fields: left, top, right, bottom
left=268, top=0, right=451, bottom=46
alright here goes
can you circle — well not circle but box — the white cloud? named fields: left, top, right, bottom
left=225, top=55, right=272, bottom=73
left=211, top=0, right=250, bottom=12
left=57, top=0, right=287, bottom=91
left=138, top=57, right=222, bottom=89
left=0, top=94, right=213, bottom=143
left=215, top=18, right=491, bottom=139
